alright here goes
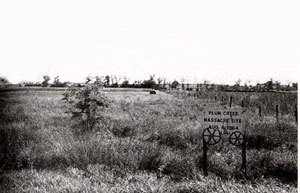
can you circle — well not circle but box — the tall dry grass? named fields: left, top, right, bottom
left=0, top=88, right=297, bottom=192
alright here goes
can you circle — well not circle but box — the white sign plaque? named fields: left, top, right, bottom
left=202, top=107, right=245, bottom=134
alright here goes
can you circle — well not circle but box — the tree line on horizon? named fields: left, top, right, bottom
left=0, top=75, right=298, bottom=92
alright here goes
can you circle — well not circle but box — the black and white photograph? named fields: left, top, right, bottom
left=0, top=1, right=298, bottom=192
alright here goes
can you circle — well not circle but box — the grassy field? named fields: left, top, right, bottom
left=0, top=88, right=297, bottom=193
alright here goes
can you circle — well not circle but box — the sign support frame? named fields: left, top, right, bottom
left=202, top=137, right=208, bottom=176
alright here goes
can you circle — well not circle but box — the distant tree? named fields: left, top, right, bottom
left=203, top=80, right=209, bottom=90
left=141, top=75, right=157, bottom=89
left=42, top=75, right=50, bottom=87
left=0, top=77, right=10, bottom=88
left=94, top=76, right=103, bottom=86
left=180, top=78, right=185, bottom=90
left=292, top=82, right=298, bottom=91
left=51, top=76, right=68, bottom=87
left=171, top=80, right=179, bottom=89
left=104, top=75, right=110, bottom=86
left=111, top=76, right=121, bottom=87
left=85, top=76, right=92, bottom=84
left=53, top=76, right=61, bottom=86
left=133, top=80, right=142, bottom=88
left=265, top=79, right=274, bottom=91
left=286, top=80, right=292, bottom=91
left=120, top=80, right=130, bottom=88
left=274, top=80, right=281, bottom=91
left=234, top=79, right=241, bottom=90
left=157, top=77, right=163, bottom=90
left=110, top=75, right=115, bottom=87
left=162, top=78, right=167, bottom=90
left=209, top=83, right=215, bottom=91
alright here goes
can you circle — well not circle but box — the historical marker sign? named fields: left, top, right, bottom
left=202, top=107, right=245, bottom=134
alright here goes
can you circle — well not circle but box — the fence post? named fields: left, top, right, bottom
left=276, top=105, right=279, bottom=121
left=259, top=106, right=262, bottom=117
left=229, top=96, right=233, bottom=107
left=241, top=100, right=244, bottom=108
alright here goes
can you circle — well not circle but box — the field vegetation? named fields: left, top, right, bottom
left=0, top=85, right=297, bottom=193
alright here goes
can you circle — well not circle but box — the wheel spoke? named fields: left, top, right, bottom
left=233, top=138, right=238, bottom=144
left=212, top=137, right=217, bottom=143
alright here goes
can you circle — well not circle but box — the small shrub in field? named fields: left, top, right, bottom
left=112, top=125, right=136, bottom=137
left=157, top=129, right=188, bottom=150
left=247, top=121, right=297, bottom=150
left=247, top=135, right=276, bottom=150
left=63, top=83, right=109, bottom=131
left=160, top=153, right=197, bottom=181
left=111, top=121, right=136, bottom=138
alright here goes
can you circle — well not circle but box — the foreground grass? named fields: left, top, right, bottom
left=0, top=89, right=297, bottom=192
left=1, top=167, right=296, bottom=193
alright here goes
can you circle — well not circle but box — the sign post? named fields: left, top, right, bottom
left=202, top=126, right=221, bottom=176
left=241, top=137, right=247, bottom=179
left=201, top=107, right=246, bottom=177
left=202, top=137, right=208, bottom=176
left=229, top=131, right=247, bottom=178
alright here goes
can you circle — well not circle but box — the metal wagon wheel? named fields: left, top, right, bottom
left=229, top=131, right=244, bottom=146
left=202, top=127, right=221, bottom=145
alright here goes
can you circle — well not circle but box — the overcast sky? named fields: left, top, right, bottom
left=0, top=0, right=299, bottom=84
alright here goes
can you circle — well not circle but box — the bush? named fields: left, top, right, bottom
left=63, top=83, right=109, bottom=131
left=157, top=129, right=188, bottom=150
left=247, top=121, right=297, bottom=150
left=161, top=153, right=197, bottom=181
left=111, top=121, right=136, bottom=138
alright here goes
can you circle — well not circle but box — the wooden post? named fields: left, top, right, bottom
left=295, top=104, right=298, bottom=123
left=259, top=106, right=262, bottom=117
left=241, top=100, right=244, bottom=108
left=276, top=105, right=279, bottom=121
left=229, top=96, right=233, bottom=107
left=202, top=138, right=208, bottom=176
left=241, top=136, right=247, bottom=179
left=214, top=96, right=217, bottom=102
